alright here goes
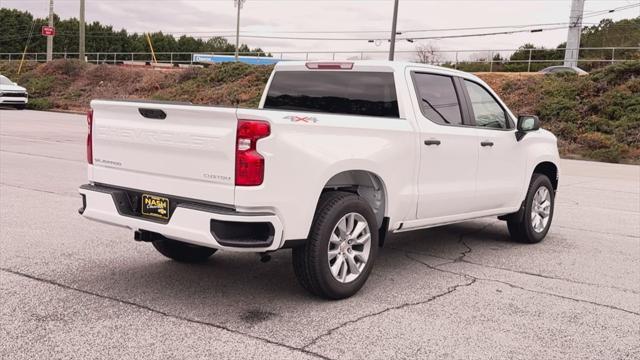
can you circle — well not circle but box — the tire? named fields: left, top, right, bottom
left=292, top=191, right=379, bottom=299
left=152, top=237, right=216, bottom=263
left=507, top=173, right=555, bottom=244
left=15, top=104, right=26, bottom=110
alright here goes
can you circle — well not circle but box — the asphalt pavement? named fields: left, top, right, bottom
left=1, top=109, right=639, bottom=359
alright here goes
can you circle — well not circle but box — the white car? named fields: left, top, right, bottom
left=79, top=61, right=560, bottom=299
left=539, top=66, right=589, bottom=75
left=0, top=75, right=28, bottom=109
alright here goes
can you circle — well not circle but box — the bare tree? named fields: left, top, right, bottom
left=415, top=43, right=442, bottom=64
left=468, top=51, right=490, bottom=62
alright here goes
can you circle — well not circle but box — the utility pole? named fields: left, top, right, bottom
left=564, top=0, right=585, bottom=67
left=388, top=0, right=399, bottom=61
left=79, top=0, right=86, bottom=62
left=46, top=0, right=54, bottom=62
left=234, top=0, right=246, bottom=62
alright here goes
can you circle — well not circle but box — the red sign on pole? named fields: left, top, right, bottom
left=41, top=26, right=56, bottom=36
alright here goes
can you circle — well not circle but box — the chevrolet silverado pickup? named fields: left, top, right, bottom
left=79, top=61, right=560, bottom=299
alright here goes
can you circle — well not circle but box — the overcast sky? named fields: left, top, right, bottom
left=4, top=0, right=639, bottom=60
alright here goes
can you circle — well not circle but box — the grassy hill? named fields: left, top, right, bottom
left=1, top=60, right=638, bottom=164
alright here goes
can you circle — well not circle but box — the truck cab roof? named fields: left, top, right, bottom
left=273, top=60, right=482, bottom=82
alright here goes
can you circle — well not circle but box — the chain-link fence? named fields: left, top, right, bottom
left=1, top=47, right=638, bottom=72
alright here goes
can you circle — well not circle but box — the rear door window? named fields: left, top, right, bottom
left=264, top=71, right=399, bottom=118
left=411, top=73, right=463, bottom=126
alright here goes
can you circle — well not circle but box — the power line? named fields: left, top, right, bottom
left=4, top=19, right=639, bottom=42
left=4, top=21, right=640, bottom=43
left=6, top=20, right=636, bottom=38
left=8, top=0, right=637, bottom=2
left=2, top=3, right=637, bottom=43
left=0, top=25, right=574, bottom=42
left=583, top=3, right=640, bottom=18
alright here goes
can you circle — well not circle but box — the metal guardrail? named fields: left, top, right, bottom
left=0, top=47, right=638, bottom=72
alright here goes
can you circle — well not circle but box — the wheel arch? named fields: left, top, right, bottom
left=532, top=161, right=559, bottom=191
left=321, top=169, right=388, bottom=231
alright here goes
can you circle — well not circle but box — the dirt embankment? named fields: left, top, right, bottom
left=1, top=60, right=638, bottom=163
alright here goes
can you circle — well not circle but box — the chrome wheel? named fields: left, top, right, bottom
left=327, top=212, right=371, bottom=283
left=531, top=186, right=551, bottom=233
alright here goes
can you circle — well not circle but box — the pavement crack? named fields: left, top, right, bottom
left=403, top=253, right=640, bottom=317
left=455, top=221, right=495, bottom=262
left=0, top=268, right=333, bottom=360
left=455, top=240, right=472, bottom=262
left=458, top=260, right=640, bottom=295
left=554, top=225, right=639, bottom=239
left=0, top=183, right=76, bottom=198
left=387, top=247, right=640, bottom=295
left=0, top=149, right=83, bottom=163
left=302, top=277, right=476, bottom=350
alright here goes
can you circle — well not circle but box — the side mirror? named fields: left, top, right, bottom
left=516, top=115, right=540, bottom=141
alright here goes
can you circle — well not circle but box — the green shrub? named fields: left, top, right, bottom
left=577, top=132, right=615, bottom=149
left=26, top=98, right=53, bottom=110
left=501, top=80, right=517, bottom=93
left=590, top=61, right=640, bottom=86
left=613, top=119, right=640, bottom=146
left=587, top=146, right=627, bottom=163
left=150, top=93, right=172, bottom=101
left=176, top=67, right=201, bottom=83
left=549, top=122, right=579, bottom=141
left=537, top=97, right=580, bottom=123
left=21, top=75, right=56, bottom=97
left=583, top=116, right=613, bottom=133
left=205, top=62, right=265, bottom=84
left=627, top=78, right=640, bottom=93
left=40, top=60, right=87, bottom=77
left=598, top=87, right=639, bottom=120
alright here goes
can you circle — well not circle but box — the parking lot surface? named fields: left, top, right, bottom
left=1, top=110, right=639, bottom=359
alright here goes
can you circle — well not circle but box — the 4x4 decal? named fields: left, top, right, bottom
left=284, top=115, right=318, bottom=123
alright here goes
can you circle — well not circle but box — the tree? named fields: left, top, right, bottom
left=0, top=9, right=268, bottom=61
left=414, top=43, right=442, bottom=64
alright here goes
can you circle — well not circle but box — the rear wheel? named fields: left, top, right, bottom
left=507, top=173, right=555, bottom=243
left=292, top=191, right=378, bottom=299
left=152, top=237, right=216, bottom=263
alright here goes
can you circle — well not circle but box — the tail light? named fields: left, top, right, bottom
left=305, top=62, right=353, bottom=70
left=86, top=109, right=94, bottom=164
left=235, top=120, right=270, bottom=186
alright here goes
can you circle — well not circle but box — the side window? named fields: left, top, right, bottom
left=412, top=73, right=463, bottom=126
left=464, top=80, right=508, bottom=129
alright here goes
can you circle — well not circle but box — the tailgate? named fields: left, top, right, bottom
left=89, top=100, right=237, bottom=205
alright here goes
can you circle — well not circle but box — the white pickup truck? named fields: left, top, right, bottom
left=79, top=61, right=560, bottom=299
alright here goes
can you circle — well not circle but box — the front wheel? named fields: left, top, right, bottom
left=292, top=191, right=379, bottom=299
left=507, top=173, right=555, bottom=243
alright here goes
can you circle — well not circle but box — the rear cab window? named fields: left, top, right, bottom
left=411, top=72, right=464, bottom=126
left=264, top=71, right=400, bottom=118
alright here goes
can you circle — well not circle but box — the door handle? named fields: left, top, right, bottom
left=424, top=140, right=441, bottom=146
left=481, top=141, right=494, bottom=147
left=138, top=108, right=167, bottom=120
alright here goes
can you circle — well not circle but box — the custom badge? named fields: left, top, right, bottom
left=141, top=194, right=170, bottom=219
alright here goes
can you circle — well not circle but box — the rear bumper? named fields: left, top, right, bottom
left=78, top=184, right=284, bottom=252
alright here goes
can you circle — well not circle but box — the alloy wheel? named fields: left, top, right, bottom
left=327, top=212, right=372, bottom=283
